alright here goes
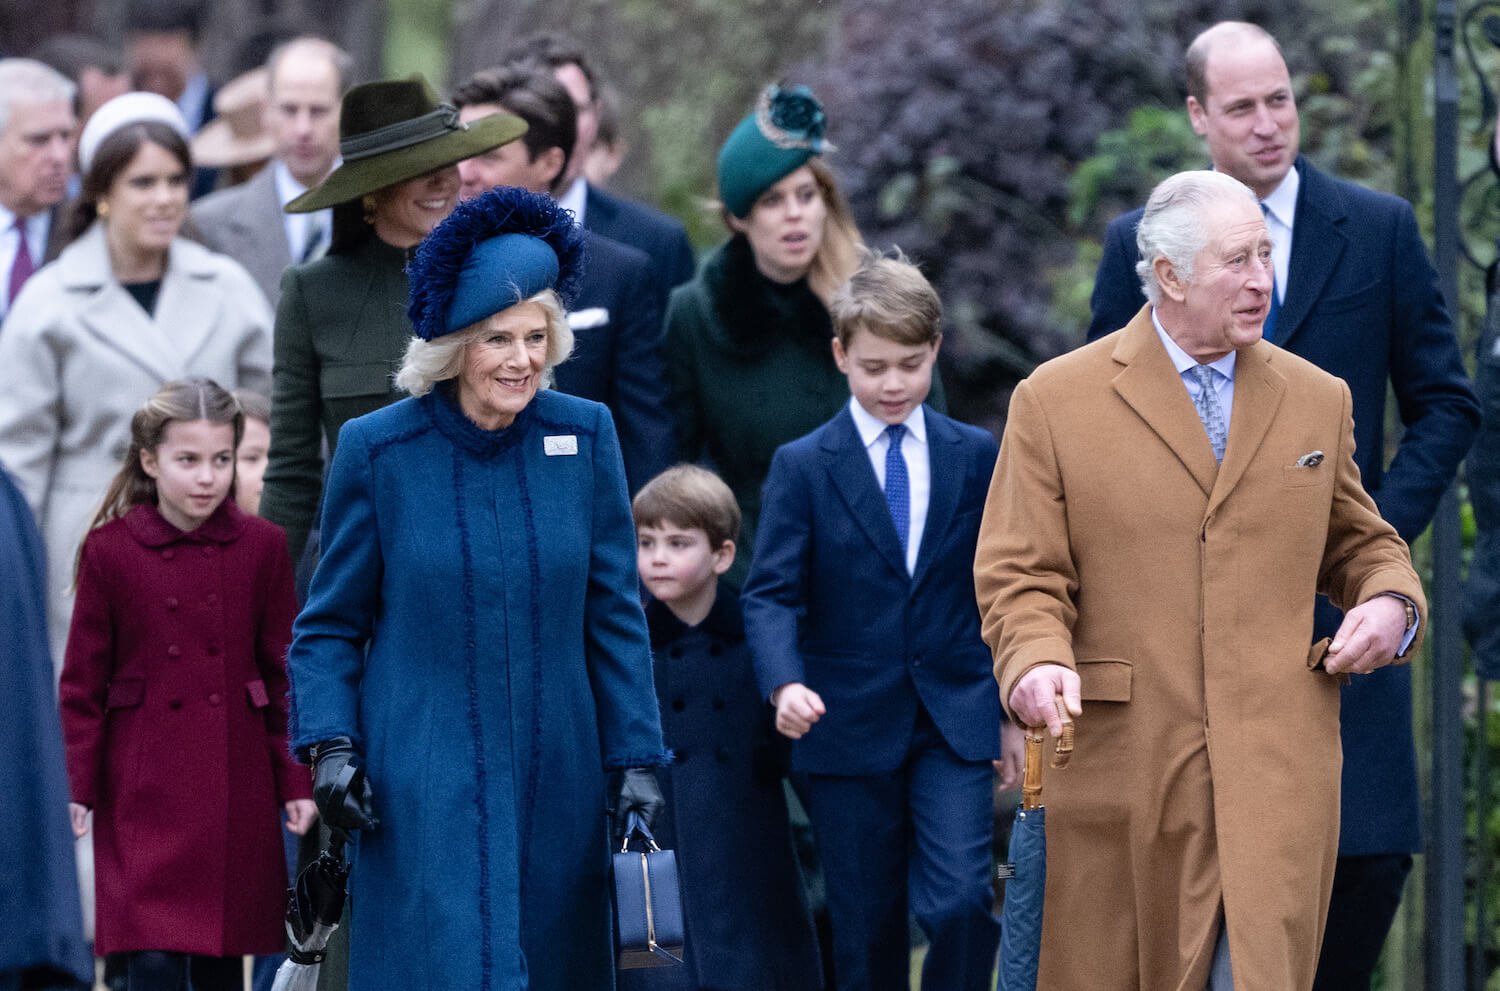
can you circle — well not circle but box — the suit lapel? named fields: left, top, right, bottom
left=912, top=411, right=959, bottom=585
left=1206, top=342, right=1285, bottom=517
left=820, top=409, right=909, bottom=578
left=1274, top=159, right=1347, bottom=349
left=1110, top=310, right=1219, bottom=497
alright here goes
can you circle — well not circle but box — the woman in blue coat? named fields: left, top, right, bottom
left=287, top=188, right=669, bottom=991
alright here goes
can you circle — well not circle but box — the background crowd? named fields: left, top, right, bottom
left=2, top=1, right=1499, bottom=990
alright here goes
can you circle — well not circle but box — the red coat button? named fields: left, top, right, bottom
left=208, top=693, right=222, bottom=705
left=162, top=549, right=175, bottom=560
left=202, top=546, right=216, bottom=557
left=167, top=644, right=182, bottom=657
left=206, top=644, right=220, bottom=656
left=165, top=597, right=179, bottom=610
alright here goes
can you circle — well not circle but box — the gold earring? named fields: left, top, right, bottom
left=96, top=201, right=110, bottom=219
left=362, top=194, right=377, bottom=226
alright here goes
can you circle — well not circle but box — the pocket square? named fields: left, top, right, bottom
left=567, top=307, right=610, bottom=330
left=1294, top=450, right=1324, bottom=468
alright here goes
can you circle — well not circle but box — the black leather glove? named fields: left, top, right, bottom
left=614, top=767, right=665, bottom=836
left=311, top=737, right=378, bottom=835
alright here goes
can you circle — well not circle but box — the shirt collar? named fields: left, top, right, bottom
left=1259, top=164, right=1299, bottom=230
left=848, top=396, right=926, bottom=448
left=1151, top=307, right=1237, bottom=382
left=272, top=160, right=308, bottom=209
left=177, top=72, right=211, bottom=131
left=558, top=176, right=588, bottom=226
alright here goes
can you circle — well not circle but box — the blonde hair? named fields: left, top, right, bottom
left=632, top=464, right=741, bottom=549
left=829, top=249, right=942, bottom=347
left=80, top=378, right=243, bottom=577
left=394, top=290, right=573, bottom=396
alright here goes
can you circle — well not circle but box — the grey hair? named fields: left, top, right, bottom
left=394, top=290, right=574, bottom=397
left=0, top=59, right=76, bottom=135
left=1135, top=170, right=1258, bottom=305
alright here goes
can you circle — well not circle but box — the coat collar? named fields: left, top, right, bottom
left=646, top=585, right=744, bottom=647
left=123, top=499, right=248, bottom=548
left=58, top=223, right=228, bottom=382
left=1110, top=308, right=1285, bottom=502
left=700, top=235, right=832, bottom=360
left=819, top=406, right=910, bottom=578
left=1274, top=155, right=1348, bottom=349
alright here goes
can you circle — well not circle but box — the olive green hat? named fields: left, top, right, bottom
left=717, top=83, right=830, bottom=218
left=285, top=75, right=527, bottom=213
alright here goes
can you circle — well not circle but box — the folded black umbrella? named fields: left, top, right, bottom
left=271, top=833, right=350, bottom=991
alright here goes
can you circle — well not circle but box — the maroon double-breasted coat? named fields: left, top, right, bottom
left=59, top=501, right=310, bottom=956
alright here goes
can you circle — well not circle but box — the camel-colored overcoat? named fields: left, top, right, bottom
left=975, top=309, right=1425, bottom=991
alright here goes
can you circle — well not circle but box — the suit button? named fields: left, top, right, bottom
left=165, top=597, right=179, bottom=610
left=208, top=693, right=222, bottom=705
left=162, top=549, right=175, bottom=560
left=676, top=750, right=689, bottom=764
left=912, top=655, right=923, bottom=667
left=671, top=698, right=686, bottom=712
left=715, top=747, right=730, bottom=763
left=167, top=644, right=182, bottom=658
left=168, top=699, right=183, bottom=710
left=712, top=697, right=725, bottom=711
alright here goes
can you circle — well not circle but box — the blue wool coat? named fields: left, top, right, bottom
left=288, top=386, right=668, bottom=991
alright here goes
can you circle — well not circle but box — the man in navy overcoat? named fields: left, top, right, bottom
left=1087, top=22, right=1480, bottom=988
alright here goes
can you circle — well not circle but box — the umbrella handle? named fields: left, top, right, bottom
left=1020, top=695, right=1076, bottom=810
left=1050, top=693, right=1075, bottom=769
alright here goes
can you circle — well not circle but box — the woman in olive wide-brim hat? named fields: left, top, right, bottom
left=258, top=74, right=527, bottom=567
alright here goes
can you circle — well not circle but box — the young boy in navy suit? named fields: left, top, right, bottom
left=743, top=253, right=1014, bottom=991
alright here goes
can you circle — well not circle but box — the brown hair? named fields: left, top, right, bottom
left=231, top=387, right=270, bottom=424
left=452, top=65, right=575, bottom=191
left=66, top=120, right=191, bottom=244
left=632, top=464, right=740, bottom=549
left=829, top=249, right=942, bottom=347
left=83, top=378, right=244, bottom=549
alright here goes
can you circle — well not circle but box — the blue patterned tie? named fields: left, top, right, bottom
left=1190, top=365, right=1228, bottom=462
left=1260, top=202, right=1281, bottom=343
left=883, top=423, right=909, bottom=553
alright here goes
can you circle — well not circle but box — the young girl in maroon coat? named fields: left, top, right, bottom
left=59, top=378, right=316, bottom=991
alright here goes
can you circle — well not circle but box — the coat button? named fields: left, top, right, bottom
left=671, top=698, right=686, bottom=712
left=205, top=593, right=218, bottom=605
left=162, top=549, right=175, bottom=560
left=167, top=644, right=182, bottom=658
left=202, top=546, right=216, bottom=557
left=208, top=693, right=222, bottom=705
left=165, top=597, right=179, bottom=610
left=168, top=699, right=183, bottom=710
left=206, top=643, right=221, bottom=656
left=712, top=697, right=725, bottom=711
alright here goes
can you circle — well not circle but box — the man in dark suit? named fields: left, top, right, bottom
left=0, top=58, right=74, bottom=324
left=504, top=33, right=696, bottom=296
left=453, top=65, right=675, bottom=493
left=1087, top=22, right=1480, bottom=989
left=191, top=37, right=349, bottom=307
left=125, top=0, right=218, bottom=198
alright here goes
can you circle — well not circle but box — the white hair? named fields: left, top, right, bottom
left=1135, top=170, right=1258, bottom=305
left=0, top=59, right=75, bottom=135
left=395, top=290, right=574, bottom=397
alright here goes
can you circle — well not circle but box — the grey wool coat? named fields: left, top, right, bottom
left=0, top=222, right=272, bottom=667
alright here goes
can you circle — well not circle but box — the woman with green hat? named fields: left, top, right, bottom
left=663, top=83, right=868, bottom=585
left=287, top=186, right=668, bottom=990
left=258, top=74, right=527, bottom=567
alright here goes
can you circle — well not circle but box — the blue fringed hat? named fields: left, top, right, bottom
left=407, top=187, right=586, bottom=341
left=717, top=83, right=831, bottom=218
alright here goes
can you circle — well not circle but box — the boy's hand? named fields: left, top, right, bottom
left=285, top=799, right=319, bottom=836
left=772, top=682, right=826, bottom=740
left=69, top=802, right=91, bottom=838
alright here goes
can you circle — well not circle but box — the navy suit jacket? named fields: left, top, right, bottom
left=1089, top=156, right=1480, bottom=854
left=584, top=183, right=696, bottom=297
left=742, top=404, right=1002, bottom=775
left=554, top=230, right=675, bottom=493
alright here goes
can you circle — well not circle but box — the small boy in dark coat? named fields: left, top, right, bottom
left=628, top=464, right=822, bottom=991
left=743, top=253, right=1012, bottom=991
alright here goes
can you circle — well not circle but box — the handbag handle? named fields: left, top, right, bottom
left=619, top=811, right=663, bottom=853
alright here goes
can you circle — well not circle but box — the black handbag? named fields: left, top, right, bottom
left=612, top=812, right=685, bottom=969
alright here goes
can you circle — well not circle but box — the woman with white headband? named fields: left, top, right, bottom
left=0, top=91, right=272, bottom=670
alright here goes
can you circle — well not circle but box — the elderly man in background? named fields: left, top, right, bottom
left=977, top=170, right=1425, bottom=990
left=1087, top=24, right=1478, bottom=987
left=191, top=36, right=349, bottom=306
left=0, top=58, right=74, bottom=323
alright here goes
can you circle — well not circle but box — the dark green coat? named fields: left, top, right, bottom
left=664, top=236, right=941, bottom=585
left=260, top=235, right=410, bottom=563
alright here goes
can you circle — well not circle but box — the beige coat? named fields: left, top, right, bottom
left=0, top=223, right=272, bottom=669
left=975, top=309, right=1424, bottom=991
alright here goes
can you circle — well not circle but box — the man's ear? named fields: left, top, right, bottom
left=1153, top=256, right=1189, bottom=303
left=540, top=146, right=567, bottom=189
left=1186, top=96, right=1208, bottom=137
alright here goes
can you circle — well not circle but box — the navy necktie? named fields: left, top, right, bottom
left=1260, top=202, right=1281, bottom=343
left=884, top=423, right=909, bottom=554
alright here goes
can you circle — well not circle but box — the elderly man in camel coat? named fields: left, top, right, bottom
left=975, top=170, right=1425, bottom=991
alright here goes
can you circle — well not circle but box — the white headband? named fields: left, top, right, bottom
left=78, top=91, right=191, bottom=174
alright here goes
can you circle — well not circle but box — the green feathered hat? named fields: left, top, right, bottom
left=716, top=83, right=831, bottom=218
left=285, top=75, right=527, bottom=213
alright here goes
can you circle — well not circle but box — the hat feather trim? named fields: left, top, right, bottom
left=407, top=187, right=586, bottom=340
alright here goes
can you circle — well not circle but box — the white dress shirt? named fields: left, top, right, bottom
left=558, top=176, right=588, bottom=227
left=848, top=397, right=930, bottom=574
left=1259, top=165, right=1299, bottom=305
left=273, top=161, right=331, bottom=262
left=0, top=203, right=49, bottom=319
left=1153, top=309, right=1238, bottom=438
